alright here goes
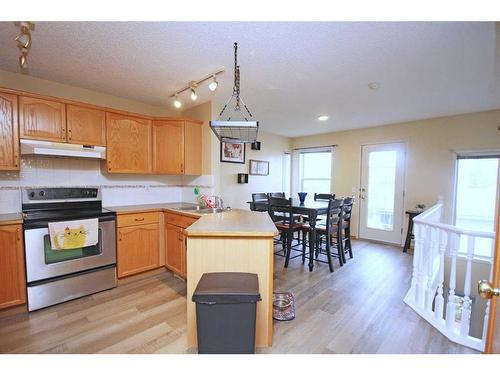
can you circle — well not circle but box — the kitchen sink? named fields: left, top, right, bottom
left=175, top=206, right=230, bottom=214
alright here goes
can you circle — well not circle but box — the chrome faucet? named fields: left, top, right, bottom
left=213, top=196, right=224, bottom=209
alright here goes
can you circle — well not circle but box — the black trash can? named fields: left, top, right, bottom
left=192, top=272, right=261, bottom=354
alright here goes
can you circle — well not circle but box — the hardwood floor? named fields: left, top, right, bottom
left=0, top=240, right=478, bottom=354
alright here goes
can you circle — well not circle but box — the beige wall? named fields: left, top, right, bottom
left=218, top=130, right=292, bottom=209
left=292, top=110, right=500, bottom=241
left=0, top=69, right=175, bottom=117
left=181, top=102, right=292, bottom=209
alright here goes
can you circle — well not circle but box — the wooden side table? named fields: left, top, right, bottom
left=403, top=210, right=420, bottom=253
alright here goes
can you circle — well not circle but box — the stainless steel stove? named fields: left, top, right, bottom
left=22, top=187, right=117, bottom=311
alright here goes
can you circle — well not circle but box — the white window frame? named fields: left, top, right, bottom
left=298, top=147, right=333, bottom=193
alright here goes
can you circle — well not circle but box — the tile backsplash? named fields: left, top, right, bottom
left=0, top=156, right=216, bottom=213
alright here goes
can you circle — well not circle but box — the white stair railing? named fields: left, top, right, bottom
left=403, top=199, right=496, bottom=352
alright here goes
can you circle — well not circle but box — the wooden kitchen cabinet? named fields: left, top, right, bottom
left=183, top=120, right=202, bottom=175
left=152, top=120, right=202, bottom=175
left=0, top=92, right=20, bottom=171
left=0, top=224, right=26, bottom=310
left=106, top=112, right=152, bottom=173
left=19, top=96, right=66, bottom=142
left=165, top=223, right=186, bottom=277
left=117, top=223, right=160, bottom=278
left=66, top=104, right=106, bottom=146
left=153, top=120, right=184, bottom=174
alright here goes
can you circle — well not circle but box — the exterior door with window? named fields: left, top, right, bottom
left=359, top=143, right=406, bottom=244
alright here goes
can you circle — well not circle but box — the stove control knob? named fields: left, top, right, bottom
left=29, top=191, right=35, bottom=198
left=39, top=191, right=45, bottom=197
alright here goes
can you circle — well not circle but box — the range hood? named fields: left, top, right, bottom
left=20, top=139, right=106, bottom=159
left=210, top=42, right=259, bottom=144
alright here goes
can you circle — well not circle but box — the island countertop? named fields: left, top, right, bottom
left=185, top=209, right=278, bottom=237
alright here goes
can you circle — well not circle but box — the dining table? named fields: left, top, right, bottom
left=247, top=198, right=330, bottom=271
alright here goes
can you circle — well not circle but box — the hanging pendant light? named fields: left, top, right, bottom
left=210, top=42, right=259, bottom=144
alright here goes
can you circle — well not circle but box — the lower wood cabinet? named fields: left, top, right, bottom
left=117, top=222, right=160, bottom=278
left=165, top=223, right=186, bottom=278
left=0, top=224, right=26, bottom=310
left=165, top=213, right=198, bottom=278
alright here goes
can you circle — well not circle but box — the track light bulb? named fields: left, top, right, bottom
left=19, top=54, right=27, bottom=69
left=190, top=88, right=198, bottom=101
left=173, top=95, right=182, bottom=109
left=208, top=75, right=218, bottom=92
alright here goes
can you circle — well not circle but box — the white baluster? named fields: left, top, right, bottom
left=446, top=232, right=459, bottom=330
left=408, top=222, right=420, bottom=303
left=425, top=226, right=437, bottom=312
left=460, top=235, right=474, bottom=337
left=434, top=229, right=446, bottom=321
left=416, top=224, right=429, bottom=309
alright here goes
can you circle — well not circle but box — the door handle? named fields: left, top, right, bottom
left=360, top=188, right=366, bottom=200
left=478, top=280, right=500, bottom=299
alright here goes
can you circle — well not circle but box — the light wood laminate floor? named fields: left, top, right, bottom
left=0, top=240, right=478, bottom=354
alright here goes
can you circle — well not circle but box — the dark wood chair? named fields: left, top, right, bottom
left=340, top=197, right=354, bottom=261
left=314, top=193, right=335, bottom=201
left=251, top=193, right=269, bottom=212
left=269, top=192, right=286, bottom=198
left=268, top=197, right=304, bottom=268
left=301, top=198, right=343, bottom=272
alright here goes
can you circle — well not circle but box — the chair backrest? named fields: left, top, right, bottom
left=341, top=197, right=354, bottom=223
left=251, top=193, right=269, bottom=212
left=268, top=197, right=293, bottom=224
left=314, top=193, right=335, bottom=201
left=269, top=192, right=285, bottom=198
left=326, top=198, right=344, bottom=235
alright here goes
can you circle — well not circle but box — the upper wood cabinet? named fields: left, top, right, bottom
left=153, top=120, right=184, bottom=174
left=0, top=92, right=19, bottom=171
left=66, top=105, right=106, bottom=146
left=19, top=96, right=66, bottom=142
left=0, top=224, right=26, bottom=310
left=106, top=112, right=152, bottom=173
left=184, top=120, right=202, bottom=175
left=152, top=120, right=202, bottom=175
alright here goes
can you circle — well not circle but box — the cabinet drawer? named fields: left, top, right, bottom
left=164, top=213, right=198, bottom=229
left=117, top=211, right=160, bottom=227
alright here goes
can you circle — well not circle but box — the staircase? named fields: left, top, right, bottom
left=404, top=198, right=496, bottom=352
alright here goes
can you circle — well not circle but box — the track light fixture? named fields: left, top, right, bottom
left=173, top=94, right=182, bottom=109
left=190, top=83, right=198, bottom=101
left=170, top=68, right=224, bottom=108
left=14, top=21, right=34, bottom=71
left=208, top=75, right=218, bottom=92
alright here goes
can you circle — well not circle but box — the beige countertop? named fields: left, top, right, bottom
left=0, top=212, right=24, bottom=225
left=104, top=202, right=204, bottom=218
left=185, top=209, right=279, bottom=237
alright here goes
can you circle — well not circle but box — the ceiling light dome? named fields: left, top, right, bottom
left=317, top=115, right=329, bottom=121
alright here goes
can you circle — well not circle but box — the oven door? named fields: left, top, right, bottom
left=24, top=218, right=116, bottom=283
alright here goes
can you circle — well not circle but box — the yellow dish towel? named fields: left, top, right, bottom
left=48, top=218, right=99, bottom=250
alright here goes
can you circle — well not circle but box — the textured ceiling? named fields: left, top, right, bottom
left=0, top=22, right=498, bottom=137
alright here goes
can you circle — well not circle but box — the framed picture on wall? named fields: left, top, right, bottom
left=249, top=159, right=269, bottom=176
left=220, top=141, right=246, bottom=164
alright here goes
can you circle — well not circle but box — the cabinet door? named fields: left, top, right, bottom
left=117, top=223, right=160, bottom=278
left=184, top=120, right=202, bottom=176
left=165, top=223, right=185, bottom=276
left=19, top=96, right=66, bottom=141
left=0, top=225, right=26, bottom=309
left=0, top=92, right=19, bottom=171
left=152, top=120, right=184, bottom=174
left=106, top=112, right=152, bottom=173
left=67, top=105, right=106, bottom=146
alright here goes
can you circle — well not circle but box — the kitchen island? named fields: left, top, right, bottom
left=184, top=209, right=278, bottom=348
